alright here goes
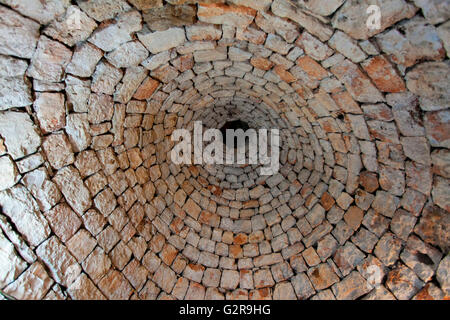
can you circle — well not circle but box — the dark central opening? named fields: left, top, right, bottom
left=220, top=120, right=250, bottom=146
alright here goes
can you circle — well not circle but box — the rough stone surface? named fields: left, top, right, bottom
left=331, top=60, right=384, bottom=103
left=386, top=264, right=424, bottom=300
left=53, top=166, right=92, bottom=215
left=27, top=36, right=72, bottom=83
left=331, top=271, right=371, bottom=300
left=36, top=236, right=81, bottom=287
left=198, top=4, right=256, bottom=28
left=0, top=6, right=40, bottom=59
left=0, top=185, right=51, bottom=246
left=0, top=0, right=448, bottom=302
left=34, top=93, right=66, bottom=133
left=3, top=262, right=54, bottom=300
left=0, top=55, right=33, bottom=108
left=332, top=0, right=417, bottom=40
left=0, top=156, right=19, bottom=191
left=406, top=62, right=450, bottom=112
left=43, top=5, right=97, bottom=47
left=88, top=11, right=142, bottom=52
left=0, top=112, right=41, bottom=160
left=376, top=17, right=445, bottom=68
left=77, top=0, right=132, bottom=22
left=106, top=41, right=149, bottom=68
left=143, top=4, right=196, bottom=31
left=138, top=28, right=186, bottom=54
left=362, top=56, right=406, bottom=93
left=42, top=133, right=75, bottom=170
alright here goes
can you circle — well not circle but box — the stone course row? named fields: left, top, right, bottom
left=0, top=0, right=448, bottom=301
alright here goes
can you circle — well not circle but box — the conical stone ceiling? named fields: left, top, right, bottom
left=0, top=0, right=449, bottom=300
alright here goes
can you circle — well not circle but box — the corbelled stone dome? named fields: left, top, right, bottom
left=0, top=0, right=449, bottom=300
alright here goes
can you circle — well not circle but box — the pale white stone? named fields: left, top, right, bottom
left=44, top=5, right=97, bottom=47
left=0, top=185, right=51, bottom=247
left=66, top=43, right=103, bottom=77
left=88, top=11, right=142, bottom=52
left=412, top=0, right=450, bottom=25
left=0, top=156, right=19, bottom=191
left=141, top=49, right=177, bottom=71
left=0, top=112, right=41, bottom=160
left=0, top=76, right=32, bottom=109
left=42, top=133, right=75, bottom=170
left=229, top=0, right=272, bottom=11
left=3, top=262, right=54, bottom=300
left=16, top=153, right=44, bottom=174
left=0, top=215, right=37, bottom=264
left=34, top=92, right=66, bottom=133
left=36, top=236, right=81, bottom=287
left=255, top=11, right=299, bottom=43
left=0, top=55, right=28, bottom=77
left=53, top=166, right=92, bottom=215
left=0, top=5, right=40, bottom=59
left=0, top=0, right=71, bottom=24
left=91, top=61, right=123, bottom=95
left=138, top=27, right=186, bottom=54
left=105, top=41, right=149, bottom=68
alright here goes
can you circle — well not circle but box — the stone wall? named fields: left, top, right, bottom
left=0, top=0, right=449, bottom=300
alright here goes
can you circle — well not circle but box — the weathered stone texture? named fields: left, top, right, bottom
left=0, top=0, right=448, bottom=302
left=0, top=6, right=40, bottom=59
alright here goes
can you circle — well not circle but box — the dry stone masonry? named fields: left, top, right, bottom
left=0, top=0, right=449, bottom=300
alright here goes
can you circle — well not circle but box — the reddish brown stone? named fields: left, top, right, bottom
left=362, top=56, right=406, bottom=93
left=169, top=216, right=184, bottom=234
left=197, top=176, right=208, bottom=187
left=188, top=165, right=199, bottom=176
left=160, top=244, right=178, bottom=266
left=414, top=283, right=444, bottom=300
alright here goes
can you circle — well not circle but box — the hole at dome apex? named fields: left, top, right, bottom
left=220, top=120, right=251, bottom=147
